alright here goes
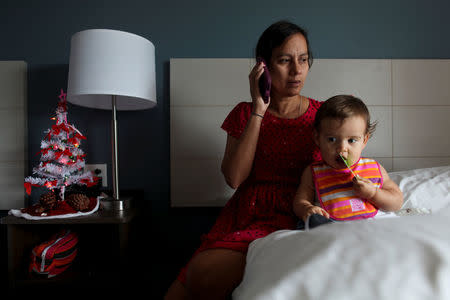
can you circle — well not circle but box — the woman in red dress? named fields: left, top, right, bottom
left=165, top=20, right=322, bottom=299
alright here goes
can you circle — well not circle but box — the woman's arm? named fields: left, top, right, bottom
left=353, top=164, right=404, bottom=211
left=221, top=116, right=263, bottom=189
left=293, top=166, right=330, bottom=221
left=221, top=60, right=269, bottom=189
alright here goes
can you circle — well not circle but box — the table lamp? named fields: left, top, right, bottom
left=67, top=29, right=156, bottom=210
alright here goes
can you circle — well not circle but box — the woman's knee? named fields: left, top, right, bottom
left=185, top=249, right=246, bottom=299
left=164, top=279, right=189, bottom=300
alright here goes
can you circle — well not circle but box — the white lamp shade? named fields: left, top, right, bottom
left=67, top=29, right=156, bottom=110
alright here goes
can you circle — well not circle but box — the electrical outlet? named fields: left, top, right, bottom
left=85, top=163, right=107, bottom=187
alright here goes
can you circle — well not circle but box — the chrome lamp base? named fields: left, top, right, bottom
left=100, top=196, right=133, bottom=211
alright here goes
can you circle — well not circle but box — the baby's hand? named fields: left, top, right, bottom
left=352, top=176, right=377, bottom=200
left=302, top=205, right=330, bottom=221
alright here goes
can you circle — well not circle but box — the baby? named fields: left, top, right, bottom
left=293, top=95, right=403, bottom=227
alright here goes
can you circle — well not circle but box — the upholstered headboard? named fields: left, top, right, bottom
left=170, top=58, right=450, bottom=207
left=0, top=61, right=28, bottom=209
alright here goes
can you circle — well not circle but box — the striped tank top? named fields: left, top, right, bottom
left=311, top=158, right=383, bottom=221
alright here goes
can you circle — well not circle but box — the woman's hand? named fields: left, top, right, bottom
left=249, top=60, right=270, bottom=115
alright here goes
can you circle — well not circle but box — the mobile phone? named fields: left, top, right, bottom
left=257, top=57, right=271, bottom=103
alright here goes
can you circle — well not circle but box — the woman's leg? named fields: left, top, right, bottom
left=186, top=248, right=246, bottom=300
left=164, top=279, right=190, bottom=300
left=164, top=248, right=246, bottom=300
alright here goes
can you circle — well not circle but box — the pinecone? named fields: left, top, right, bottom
left=66, top=193, right=90, bottom=211
left=39, top=191, right=57, bottom=210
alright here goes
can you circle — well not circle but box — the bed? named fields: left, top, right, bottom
left=232, top=165, right=450, bottom=300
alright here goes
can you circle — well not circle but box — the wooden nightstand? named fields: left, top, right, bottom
left=1, top=207, right=138, bottom=294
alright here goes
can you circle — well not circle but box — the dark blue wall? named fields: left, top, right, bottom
left=1, top=0, right=450, bottom=296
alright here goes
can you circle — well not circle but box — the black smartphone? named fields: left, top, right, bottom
left=257, top=57, right=271, bottom=103
left=296, top=214, right=334, bottom=230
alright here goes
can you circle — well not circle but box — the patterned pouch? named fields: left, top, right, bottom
left=29, top=229, right=78, bottom=278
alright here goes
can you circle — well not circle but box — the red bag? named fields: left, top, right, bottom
left=29, top=229, right=79, bottom=278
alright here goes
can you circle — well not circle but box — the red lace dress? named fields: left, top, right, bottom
left=177, top=98, right=322, bottom=284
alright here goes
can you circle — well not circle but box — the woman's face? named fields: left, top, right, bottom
left=269, top=33, right=309, bottom=99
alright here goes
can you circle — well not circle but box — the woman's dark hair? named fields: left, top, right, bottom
left=255, top=20, right=313, bottom=68
left=314, top=95, right=377, bottom=136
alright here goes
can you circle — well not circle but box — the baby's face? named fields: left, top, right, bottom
left=314, top=116, right=369, bottom=169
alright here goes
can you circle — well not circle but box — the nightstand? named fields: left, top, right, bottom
left=1, top=206, right=138, bottom=294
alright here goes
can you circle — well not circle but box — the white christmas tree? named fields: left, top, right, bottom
left=24, top=90, right=96, bottom=200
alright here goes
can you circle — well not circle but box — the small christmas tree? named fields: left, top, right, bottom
left=24, top=90, right=96, bottom=202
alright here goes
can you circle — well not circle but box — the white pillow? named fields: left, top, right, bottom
left=388, top=165, right=450, bottom=213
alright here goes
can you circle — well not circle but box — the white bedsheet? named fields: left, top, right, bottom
left=233, top=206, right=450, bottom=300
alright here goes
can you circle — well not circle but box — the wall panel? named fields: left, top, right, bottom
left=0, top=61, right=27, bottom=209
left=171, top=58, right=450, bottom=206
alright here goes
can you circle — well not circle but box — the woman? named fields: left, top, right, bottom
left=165, top=20, right=322, bottom=300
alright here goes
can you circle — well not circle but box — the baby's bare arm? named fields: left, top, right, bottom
left=293, top=166, right=330, bottom=221
left=353, top=164, right=403, bottom=211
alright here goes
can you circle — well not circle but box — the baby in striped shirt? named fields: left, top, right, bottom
left=293, top=95, right=403, bottom=227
